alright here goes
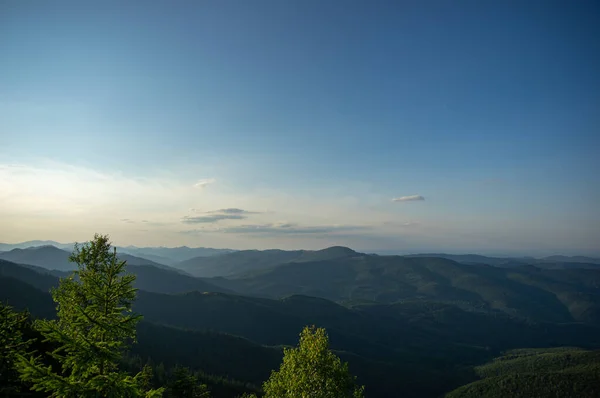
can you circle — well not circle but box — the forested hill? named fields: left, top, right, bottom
left=2, top=254, right=600, bottom=398
left=175, top=246, right=361, bottom=277
left=209, top=255, right=600, bottom=326
left=3, top=239, right=600, bottom=398
left=0, top=257, right=230, bottom=295
left=0, top=245, right=188, bottom=274
left=446, top=347, right=600, bottom=398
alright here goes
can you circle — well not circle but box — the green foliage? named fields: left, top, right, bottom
left=4, top=247, right=600, bottom=398
left=0, top=303, right=32, bottom=396
left=136, top=364, right=157, bottom=392
left=262, top=326, right=364, bottom=398
left=473, top=347, right=600, bottom=378
left=446, top=348, right=600, bottom=398
left=131, top=321, right=280, bottom=388
left=166, top=366, right=211, bottom=398
left=16, top=234, right=164, bottom=397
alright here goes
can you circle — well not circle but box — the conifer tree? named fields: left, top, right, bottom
left=1, top=303, right=32, bottom=396
left=262, top=325, right=365, bottom=398
left=167, top=366, right=210, bottom=398
left=17, top=234, right=164, bottom=397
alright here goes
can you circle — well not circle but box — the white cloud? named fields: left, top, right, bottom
left=0, top=160, right=439, bottom=249
left=208, top=208, right=260, bottom=215
left=392, top=195, right=425, bottom=202
left=383, top=221, right=420, bottom=227
left=203, top=223, right=371, bottom=235
left=181, top=214, right=247, bottom=224
left=193, top=178, right=216, bottom=188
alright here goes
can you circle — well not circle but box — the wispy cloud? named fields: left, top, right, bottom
left=216, top=223, right=370, bottom=235
left=190, top=208, right=261, bottom=215
left=181, top=207, right=262, bottom=224
left=392, top=195, right=425, bottom=202
left=383, top=221, right=420, bottom=227
left=193, top=178, right=216, bottom=188
left=208, top=208, right=260, bottom=215
left=402, top=221, right=419, bottom=227
left=0, top=160, right=447, bottom=249
left=179, top=222, right=370, bottom=235
left=181, top=214, right=247, bottom=224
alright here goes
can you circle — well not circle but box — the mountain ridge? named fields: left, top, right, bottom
left=0, top=245, right=189, bottom=275
left=209, top=255, right=600, bottom=325
left=176, top=246, right=361, bottom=277
left=0, top=257, right=228, bottom=295
left=2, top=259, right=600, bottom=398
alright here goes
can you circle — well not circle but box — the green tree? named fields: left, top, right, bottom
left=1, top=303, right=33, bottom=396
left=262, top=326, right=365, bottom=398
left=137, top=364, right=157, bottom=392
left=17, top=234, right=164, bottom=397
left=167, top=366, right=210, bottom=398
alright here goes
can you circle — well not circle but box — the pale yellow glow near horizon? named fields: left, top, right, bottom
left=4, top=161, right=589, bottom=254
left=0, top=161, right=424, bottom=249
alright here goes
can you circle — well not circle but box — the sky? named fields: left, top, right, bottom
left=1, top=0, right=599, bottom=256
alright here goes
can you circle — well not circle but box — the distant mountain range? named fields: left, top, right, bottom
left=0, top=245, right=187, bottom=274
left=2, top=258, right=600, bottom=398
left=404, top=253, right=600, bottom=266
left=117, top=246, right=235, bottom=265
left=2, top=240, right=600, bottom=398
left=211, top=255, right=600, bottom=325
left=0, top=240, right=75, bottom=251
left=2, top=241, right=598, bottom=270
left=177, top=246, right=361, bottom=277
left=0, top=241, right=235, bottom=266
left=0, top=257, right=229, bottom=296
left=2, top=245, right=599, bottom=328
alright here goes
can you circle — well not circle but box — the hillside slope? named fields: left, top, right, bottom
left=120, top=246, right=235, bottom=265
left=129, top=265, right=232, bottom=294
left=0, top=245, right=185, bottom=274
left=0, top=274, right=471, bottom=397
left=212, top=255, right=600, bottom=325
left=446, top=348, right=600, bottom=398
left=0, top=258, right=228, bottom=295
left=176, top=246, right=360, bottom=277
left=0, top=245, right=74, bottom=271
left=3, top=260, right=600, bottom=398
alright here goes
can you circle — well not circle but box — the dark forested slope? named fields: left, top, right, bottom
left=175, top=246, right=360, bottom=277
left=212, top=255, right=600, bottom=325
left=446, top=347, right=600, bottom=398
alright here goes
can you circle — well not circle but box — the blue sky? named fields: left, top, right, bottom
left=1, top=0, right=599, bottom=255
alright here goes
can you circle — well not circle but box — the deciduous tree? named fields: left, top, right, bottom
left=262, top=325, right=365, bottom=398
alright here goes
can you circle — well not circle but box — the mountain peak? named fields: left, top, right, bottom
left=32, top=245, right=64, bottom=250
left=317, top=246, right=358, bottom=255
left=9, top=245, right=62, bottom=252
left=293, top=246, right=360, bottom=264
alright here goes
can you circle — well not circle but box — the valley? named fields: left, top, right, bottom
left=1, top=242, right=599, bottom=397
